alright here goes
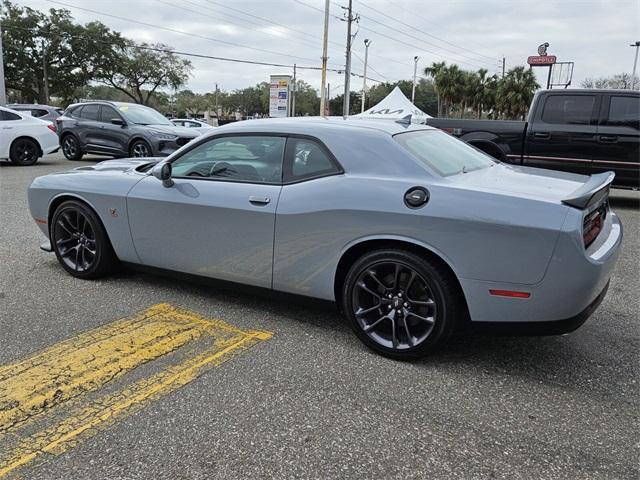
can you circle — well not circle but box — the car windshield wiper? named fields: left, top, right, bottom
left=134, top=122, right=150, bottom=125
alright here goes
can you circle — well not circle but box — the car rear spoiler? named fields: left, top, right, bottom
left=562, top=172, right=615, bottom=209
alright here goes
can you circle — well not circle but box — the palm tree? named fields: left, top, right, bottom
left=438, top=64, right=465, bottom=117
left=496, top=67, right=540, bottom=120
left=424, top=61, right=446, bottom=117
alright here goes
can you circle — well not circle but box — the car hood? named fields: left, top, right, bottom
left=450, top=163, right=590, bottom=203
left=146, top=124, right=201, bottom=137
left=72, top=158, right=160, bottom=173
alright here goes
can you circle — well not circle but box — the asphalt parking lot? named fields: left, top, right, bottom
left=0, top=153, right=638, bottom=480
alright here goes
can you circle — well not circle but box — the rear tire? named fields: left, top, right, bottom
left=10, top=138, right=40, bottom=166
left=61, top=135, right=83, bottom=161
left=342, top=249, right=462, bottom=360
left=51, top=200, right=117, bottom=279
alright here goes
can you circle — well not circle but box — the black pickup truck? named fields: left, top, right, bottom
left=427, top=89, right=639, bottom=189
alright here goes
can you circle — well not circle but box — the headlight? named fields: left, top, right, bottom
left=151, top=131, right=178, bottom=140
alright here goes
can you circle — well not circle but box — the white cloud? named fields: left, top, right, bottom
left=13, top=0, right=640, bottom=94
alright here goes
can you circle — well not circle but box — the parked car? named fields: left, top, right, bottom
left=56, top=101, right=200, bottom=161
left=0, top=106, right=59, bottom=165
left=171, top=118, right=216, bottom=133
left=29, top=118, right=622, bottom=359
left=7, top=104, right=64, bottom=123
left=427, top=89, right=640, bottom=189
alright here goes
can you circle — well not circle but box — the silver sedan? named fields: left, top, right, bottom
left=28, top=118, right=622, bottom=359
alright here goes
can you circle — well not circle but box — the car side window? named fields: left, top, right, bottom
left=189, top=121, right=201, bottom=128
left=283, top=137, right=341, bottom=182
left=172, top=120, right=183, bottom=127
left=171, top=135, right=286, bottom=184
left=541, top=95, right=595, bottom=125
left=100, top=106, right=120, bottom=123
left=31, top=109, right=48, bottom=118
left=80, top=104, right=100, bottom=121
left=606, top=96, right=639, bottom=130
left=0, top=110, right=21, bottom=121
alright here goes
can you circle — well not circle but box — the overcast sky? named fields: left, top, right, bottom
left=17, top=0, right=640, bottom=95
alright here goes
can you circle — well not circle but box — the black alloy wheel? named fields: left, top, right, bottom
left=51, top=201, right=116, bottom=279
left=10, top=138, right=39, bottom=166
left=62, top=135, right=83, bottom=161
left=343, top=249, right=461, bottom=360
left=130, top=140, right=152, bottom=158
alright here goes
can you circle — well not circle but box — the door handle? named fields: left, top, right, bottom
left=249, top=195, right=271, bottom=205
left=1, top=127, right=12, bottom=130
left=598, top=135, right=618, bottom=143
left=533, top=132, right=550, bottom=139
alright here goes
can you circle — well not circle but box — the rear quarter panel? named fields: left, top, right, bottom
left=273, top=174, right=569, bottom=301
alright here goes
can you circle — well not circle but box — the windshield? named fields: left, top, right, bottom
left=394, top=130, right=496, bottom=176
left=117, top=105, right=172, bottom=126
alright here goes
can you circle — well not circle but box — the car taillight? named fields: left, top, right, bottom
left=583, top=203, right=607, bottom=248
left=47, top=123, right=57, bottom=133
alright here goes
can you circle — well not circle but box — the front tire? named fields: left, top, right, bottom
left=51, top=200, right=117, bottom=279
left=10, top=138, right=40, bottom=166
left=61, top=135, right=83, bottom=161
left=342, top=249, right=461, bottom=360
left=130, top=140, right=152, bottom=158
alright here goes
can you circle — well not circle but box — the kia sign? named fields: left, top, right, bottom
left=528, top=55, right=557, bottom=66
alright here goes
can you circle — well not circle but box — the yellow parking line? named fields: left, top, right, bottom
left=0, top=304, right=272, bottom=478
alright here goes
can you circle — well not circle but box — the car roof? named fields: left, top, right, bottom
left=216, top=116, right=436, bottom=136
left=66, top=100, right=143, bottom=109
left=7, top=104, right=59, bottom=109
left=538, top=88, right=640, bottom=95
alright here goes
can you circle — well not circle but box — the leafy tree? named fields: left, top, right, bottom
left=292, top=80, right=319, bottom=116
left=96, top=43, right=192, bottom=105
left=175, top=90, right=210, bottom=117
left=1, top=0, right=125, bottom=103
left=496, top=66, right=539, bottom=120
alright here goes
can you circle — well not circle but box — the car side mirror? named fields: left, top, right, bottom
left=111, top=118, right=125, bottom=126
left=151, top=162, right=174, bottom=188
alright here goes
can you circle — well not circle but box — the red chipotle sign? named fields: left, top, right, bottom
left=528, top=55, right=557, bottom=65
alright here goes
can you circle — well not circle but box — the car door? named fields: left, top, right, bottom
left=593, top=94, right=640, bottom=188
left=75, top=104, right=102, bottom=150
left=126, top=134, right=285, bottom=288
left=524, top=93, right=599, bottom=175
left=0, top=109, right=23, bottom=158
left=97, top=105, right=130, bottom=155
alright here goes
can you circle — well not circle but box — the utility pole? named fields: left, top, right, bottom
left=214, top=83, right=219, bottom=118
left=319, top=0, right=330, bottom=116
left=631, top=41, right=640, bottom=90
left=361, top=39, right=371, bottom=113
left=502, top=56, right=506, bottom=78
left=42, top=41, right=50, bottom=104
left=327, top=82, right=330, bottom=115
left=342, top=0, right=357, bottom=117
left=411, top=56, right=419, bottom=103
left=291, top=64, right=297, bottom=117
left=0, top=22, right=6, bottom=106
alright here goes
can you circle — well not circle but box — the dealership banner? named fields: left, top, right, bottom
left=269, top=75, right=291, bottom=118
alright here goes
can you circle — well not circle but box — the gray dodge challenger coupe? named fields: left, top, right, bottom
left=28, top=117, right=623, bottom=359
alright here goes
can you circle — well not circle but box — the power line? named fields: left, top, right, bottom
left=47, top=0, right=321, bottom=64
left=335, top=2, right=490, bottom=69
left=155, top=0, right=343, bottom=69
left=0, top=23, right=384, bottom=82
left=360, top=1, right=497, bottom=62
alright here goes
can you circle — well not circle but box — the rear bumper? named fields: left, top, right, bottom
left=470, top=281, right=609, bottom=335
left=460, top=211, right=622, bottom=324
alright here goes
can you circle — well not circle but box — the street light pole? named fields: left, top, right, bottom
left=319, top=0, right=330, bottom=116
left=0, top=22, right=7, bottom=106
left=361, top=39, right=371, bottom=113
left=411, top=56, right=419, bottom=103
left=631, top=41, right=640, bottom=90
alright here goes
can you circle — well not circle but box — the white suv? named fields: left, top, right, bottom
left=0, top=106, right=60, bottom=165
